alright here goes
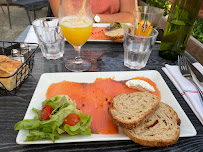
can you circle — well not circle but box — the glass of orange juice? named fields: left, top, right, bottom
left=59, top=0, right=93, bottom=71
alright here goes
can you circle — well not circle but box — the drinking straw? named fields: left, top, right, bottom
left=134, top=0, right=139, bottom=34
left=78, top=0, right=87, bottom=22
left=135, top=0, right=138, bottom=12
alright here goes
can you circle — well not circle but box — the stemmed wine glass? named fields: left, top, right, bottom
left=59, top=0, right=93, bottom=71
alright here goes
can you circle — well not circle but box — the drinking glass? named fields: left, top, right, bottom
left=59, top=0, right=93, bottom=72
left=133, top=6, right=164, bottom=29
left=32, top=17, right=65, bottom=60
left=123, top=26, right=158, bottom=69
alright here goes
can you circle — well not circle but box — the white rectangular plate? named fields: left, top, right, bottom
left=88, top=23, right=130, bottom=42
left=16, top=71, right=196, bottom=144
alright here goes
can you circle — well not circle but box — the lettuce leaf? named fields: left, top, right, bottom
left=25, top=130, right=60, bottom=142
left=42, top=95, right=73, bottom=109
left=15, top=116, right=41, bottom=130
left=32, top=108, right=41, bottom=119
left=14, top=95, right=92, bottom=142
left=60, top=110, right=92, bottom=136
left=108, top=22, right=128, bottom=31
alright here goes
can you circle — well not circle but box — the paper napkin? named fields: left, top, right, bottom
left=24, top=26, right=38, bottom=44
left=162, top=63, right=203, bottom=125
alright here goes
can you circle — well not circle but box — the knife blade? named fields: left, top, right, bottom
left=186, top=57, right=203, bottom=84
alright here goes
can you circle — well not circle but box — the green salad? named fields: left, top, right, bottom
left=15, top=95, right=92, bottom=142
left=107, top=22, right=128, bottom=31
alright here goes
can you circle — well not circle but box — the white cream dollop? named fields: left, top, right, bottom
left=126, top=79, right=155, bottom=92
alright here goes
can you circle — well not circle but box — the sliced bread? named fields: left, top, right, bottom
left=124, top=102, right=181, bottom=147
left=104, top=28, right=124, bottom=40
left=108, top=92, right=160, bottom=129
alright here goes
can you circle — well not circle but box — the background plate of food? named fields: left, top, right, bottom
left=88, top=22, right=131, bottom=42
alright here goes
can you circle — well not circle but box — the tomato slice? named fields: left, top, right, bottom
left=64, top=113, right=80, bottom=126
left=40, top=105, right=53, bottom=121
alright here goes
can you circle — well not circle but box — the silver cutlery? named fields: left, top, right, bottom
left=186, top=57, right=203, bottom=86
left=178, top=55, right=203, bottom=106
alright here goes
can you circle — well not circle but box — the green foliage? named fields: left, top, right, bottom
left=192, top=18, right=203, bottom=44
left=143, top=0, right=172, bottom=16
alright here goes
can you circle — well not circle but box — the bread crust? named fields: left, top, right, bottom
left=0, top=60, right=22, bottom=74
left=108, top=92, right=160, bottom=129
left=0, top=55, right=11, bottom=62
left=124, top=128, right=180, bottom=147
left=124, top=102, right=181, bottom=147
left=104, top=28, right=124, bottom=40
left=0, top=56, right=28, bottom=91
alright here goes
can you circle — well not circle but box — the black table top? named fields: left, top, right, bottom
left=0, top=40, right=202, bottom=151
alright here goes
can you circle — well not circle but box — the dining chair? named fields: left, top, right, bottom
left=0, top=0, right=12, bottom=29
left=0, top=3, right=5, bottom=14
left=7, top=0, right=49, bottom=29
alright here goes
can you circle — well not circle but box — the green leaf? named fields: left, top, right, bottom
left=192, top=18, right=203, bottom=43
left=32, top=107, right=41, bottom=119
left=25, top=130, right=60, bottom=142
left=63, top=112, right=92, bottom=136
left=14, top=95, right=92, bottom=143
left=15, top=116, right=41, bottom=130
left=145, top=0, right=172, bottom=16
left=42, top=95, right=73, bottom=109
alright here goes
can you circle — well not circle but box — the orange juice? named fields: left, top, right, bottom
left=60, top=16, right=93, bottom=46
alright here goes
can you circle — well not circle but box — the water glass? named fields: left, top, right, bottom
left=32, top=17, right=65, bottom=60
left=123, top=26, right=158, bottom=69
left=134, top=6, right=164, bottom=29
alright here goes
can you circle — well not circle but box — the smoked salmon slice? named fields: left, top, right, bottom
left=89, top=27, right=109, bottom=40
left=46, top=77, right=161, bottom=134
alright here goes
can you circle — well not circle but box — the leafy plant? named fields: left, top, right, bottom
left=143, top=0, right=172, bottom=16
left=192, top=18, right=203, bottom=44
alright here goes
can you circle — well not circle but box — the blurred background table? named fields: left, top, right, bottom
left=0, top=27, right=202, bottom=151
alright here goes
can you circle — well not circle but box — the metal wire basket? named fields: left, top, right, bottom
left=0, top=41, right=38, bottom=96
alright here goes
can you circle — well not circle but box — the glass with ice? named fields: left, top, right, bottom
left=123, top=26, right=158, bottom=69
